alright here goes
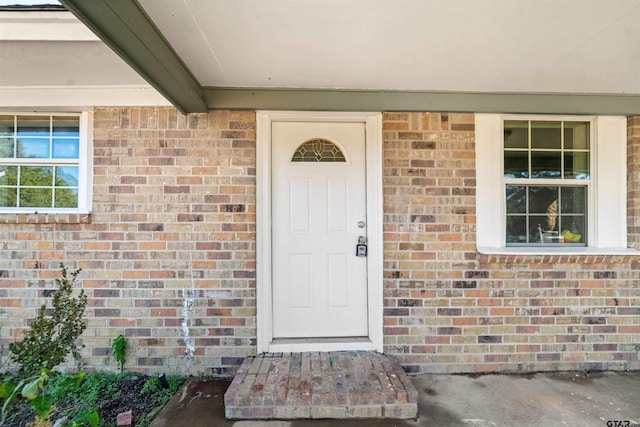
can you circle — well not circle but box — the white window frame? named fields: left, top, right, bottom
left=476, top=114, right=630, bottom=254
left=0, top=111, right=93, bottom=214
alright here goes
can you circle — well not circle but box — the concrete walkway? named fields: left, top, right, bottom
left=151, top=370, right=640, bottom=427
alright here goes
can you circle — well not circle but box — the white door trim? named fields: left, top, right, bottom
left=256, top=111, right=383, bottom=354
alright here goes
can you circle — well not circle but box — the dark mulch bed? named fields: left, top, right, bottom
left=96, top=375, right=167, bottom=426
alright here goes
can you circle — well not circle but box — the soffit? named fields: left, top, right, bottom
left=138, top=0, right=640, bottom=94
left=0, top=41, right=148, bottom=86
left=0, top=11, right=148, bottom=87
left=2, top=2, right=640, bottom=113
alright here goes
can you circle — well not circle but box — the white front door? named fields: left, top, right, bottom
left=272, top=121, right=368, bottom=338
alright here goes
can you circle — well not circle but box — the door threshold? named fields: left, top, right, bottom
left=268, top=337, right=375, bottom=353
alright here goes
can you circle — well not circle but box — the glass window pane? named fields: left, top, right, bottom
left=20, top=166, right=53, bottom=186
left=504, top=121, right=528, bottom=149
left=292, top=138, right=346, bottom=162
left=504, top=151, right=528, bottom=178
left=17, top=116, right=50, bottom=137
left=55, top=188, right=78, bottom=208
left=506, top=185, right=526, bottom=213
left=530, top=215, right=552, bottom=241
left=529, top=186, right=558, bottom=214
left=506, top=184, right=587, bottom=246
left=564, top=152, right=590, bottom=179
left=0, top=188, right=17, bottom=208
left=0, top=114, right=82, bottom=211
left=55, top=166, right=79, bottom=187
left=560, top=216, right=586, bottom=243
left=0, top=138, right=14, bottom=158
left=20, top=187, right=52, bottom=208
left=52, top=117, right=79, bottom=137
left=559, top=186, right=587, bottom=243
left=531, top=121, right=561, bottom=149
left=531, top=151, right=561, bottom=178
left=506, top=215, right=527, bottom=243
left=17, top=138, right=50, bottom=158
left=564, top=122, right=589, bottom=149
left=52, top=138, right=79, bottom=159
left=0, top=166, right=17, bottom=186
left=529, top=186, right=559, bottom=232
left=560, top=186, right=586, bottom=214
left=0, top=116, right=14, bottom=137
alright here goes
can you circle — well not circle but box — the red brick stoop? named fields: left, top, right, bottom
left=224, top=351, right=418, bottom=419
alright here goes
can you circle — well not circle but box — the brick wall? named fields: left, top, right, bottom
left=0, top=108, right=257, bottom=375
left=0, top=108, right=638, bottom=375
left=628, top=116, right=640, bottom=246
left=382, top=112, right=640, bottom=374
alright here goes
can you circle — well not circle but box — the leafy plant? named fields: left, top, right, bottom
left=9, top=264, right=87, bottom=378
left=0, top=369, right=98, bottom=427
left=140, top=376, right=161, bottom=396
left=111, top=335, right=127, bottom=374
left=46, top=371, right=132, bottom=423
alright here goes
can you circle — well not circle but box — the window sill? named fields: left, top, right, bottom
left=0, top=212, right=92, bottom=224
left=477, top=246, right=639, bottom=256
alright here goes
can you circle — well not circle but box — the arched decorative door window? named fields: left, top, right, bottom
left=291, top=138, right=346, bottom=162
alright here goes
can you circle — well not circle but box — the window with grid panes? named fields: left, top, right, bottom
left=0, top=113, right=89, bottom=212
left=504, top=120, right=589, bottom=246
left=476, top=114, right=627, bottom=252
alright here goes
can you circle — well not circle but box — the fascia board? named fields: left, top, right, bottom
left=204, top=88, right=640, bottom=116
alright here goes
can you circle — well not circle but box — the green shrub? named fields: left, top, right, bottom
left=9, top=264, right=87, bottom=378
left=47, top=371, right=131, bottom=419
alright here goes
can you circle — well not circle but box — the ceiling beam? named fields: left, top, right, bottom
left=204, top=88, right=640, bottom=116
left=60, top=0, right=207, bottom=114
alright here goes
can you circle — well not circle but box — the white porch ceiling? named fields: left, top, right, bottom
left=1, top=1, right=639, bottom=112
left=138, top=0, right=640, bottom=94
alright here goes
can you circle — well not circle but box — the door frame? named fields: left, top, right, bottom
left=256, top=111, right=383, bottom=353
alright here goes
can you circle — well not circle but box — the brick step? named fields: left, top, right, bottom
left=224, top=351, right=418, bottom=419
